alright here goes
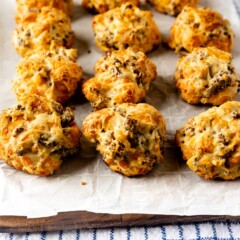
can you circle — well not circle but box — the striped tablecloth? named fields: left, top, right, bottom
left=1, top=221, right=240, bottom=239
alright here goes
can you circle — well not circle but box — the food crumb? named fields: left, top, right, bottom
left=81, top=181, right=87, bottom=186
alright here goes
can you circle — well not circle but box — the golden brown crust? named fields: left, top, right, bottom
left=16, top=0, right=73, bottom=22
left=147, top=0, right=198, bottom=16
left=0, top=95, right=81, bottom=176
left=12, top=49, right=82, bottom=104
left=176, top=101, right=240, bottom=180
left=169, top=6, right=234, bottom=53
left=12, top=7, right=75, bottom=57
left=82, top=48, right=157, bottom=110
left=82, top=0, right=139, bottom=13
left=44, top=43, right=79, bottom=62
left=175, top=47, right=239, bottom=105
left=92, top=3, right=161, bottom=53
left=82, top=103, right=166, bottom=177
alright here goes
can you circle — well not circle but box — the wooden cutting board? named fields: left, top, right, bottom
left=1, top=212, right=240, bottom=233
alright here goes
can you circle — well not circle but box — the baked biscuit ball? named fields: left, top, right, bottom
left=82, top=0, right=139, bottom=13
left=175, top=47, right=239, bottom=105
left=82, top=103, right=166, bottom=177
left=176, top=101, right=240, bottom=180
left=169, top=6, right=234, bottom=53
left=92, top=3, right=161, bottom=53
left=12, top=7, right=75, bottom=57
left=16, top=0, right=73, bottom=22
left=12, top=49, right=82, bottom=104
left=146, top=0, right=198, bottom=16
left=46, top=43, right=78, bottom=62
left=82, top=48, right=157, bottom=110
left=0, top=95, right=81, bottom=176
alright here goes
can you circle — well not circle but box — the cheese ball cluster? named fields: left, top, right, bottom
left=82, top=103, right=166, bottom=177
left=175, top=47, right=239, bottom=105
left=0, top=0, right=82, bottom=176
left=82, top=2, right=165, bottom=176
left=16, top=0, right=73, bottom=22
left=168, top=6, right=238, bottom=180
left=147, top=0, right=199, bottom=16
left=82, top=0, right=139, bottom=13
left=92, top=3, right=161, bottom=53
left=12, top=0, right=82, bottom=104
left=169, top=6, right=234, bottom=53
left=82, top=48, right=157, bottom=110
left=0, top=95, right=81, bottom=176
left=82, top=49, right=166, bottom=177
left=83, top=2, right=238, bottom=179
left=176, top=101, right=240, bottom=180
left=3, top=0, right=239, bottom=182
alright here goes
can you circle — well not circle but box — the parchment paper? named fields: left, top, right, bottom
left=0, top=0, right=240, bottom=218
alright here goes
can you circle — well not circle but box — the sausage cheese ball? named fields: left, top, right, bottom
left=45, top=43, right=78, bottom=62
left=12, top=7, right=75, bottom=57
left=92, top=3, right=161, bottom=53
left=82, top=0, right=139, bottom=13
left=169, top=6, right=234, bottom=53
left=16, top=0, right=73, bottom=22
left=0, top=95, right=81, bottom=176
left=176, top=101, right=240, bottom=180
left=146, top=0, right=198, bottom=16
left=82, top=103, right=166, bottom=177
left=82, top=48, right=157, bottom=110
left=12, top=49, right=82, bottom=104
left=175, top=47, right=239, bottom=105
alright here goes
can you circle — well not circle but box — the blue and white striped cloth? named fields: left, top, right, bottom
left=1, top=221, right=240, bottom=240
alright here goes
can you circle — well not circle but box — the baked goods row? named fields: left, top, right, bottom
left=1, top=94, right=240, bottom=180
left=13, top=1, right=234, bottom=55
left=0, top=0, right=239, bottom=181
left=0, top=0, right=80, bottom=176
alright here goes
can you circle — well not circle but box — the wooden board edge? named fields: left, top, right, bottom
left=1, top=211, right=240, bottom=233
